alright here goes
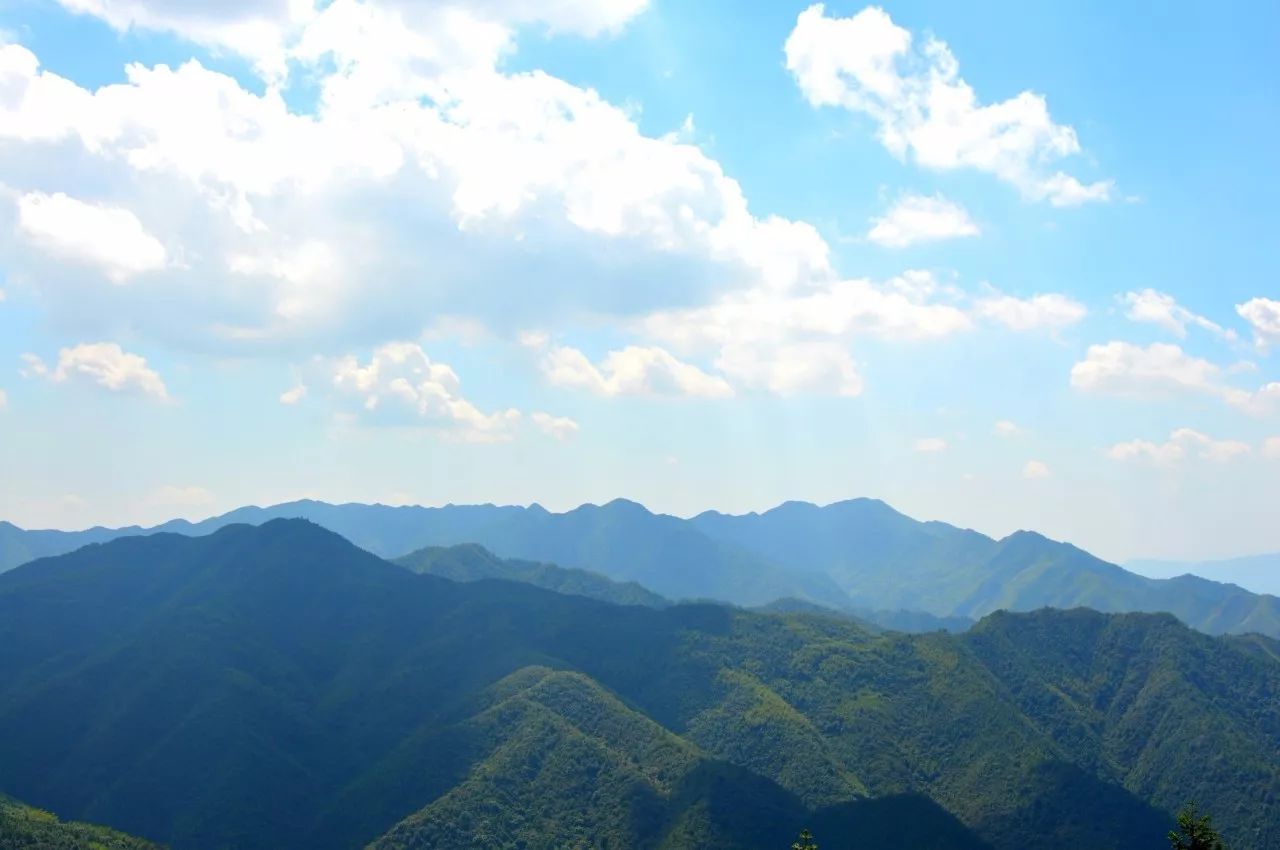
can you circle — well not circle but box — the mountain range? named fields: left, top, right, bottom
left=1, top=520, right=1277, bottom=849
left=4, top=497, right=1279, bottom=638
left=1128, top=552, right=1280, bottom=597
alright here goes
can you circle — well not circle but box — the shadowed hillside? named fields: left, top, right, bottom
left=1, top=521, right=1276, bottom=849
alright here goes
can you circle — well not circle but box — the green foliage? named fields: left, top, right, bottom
left=0, top=521, right=1277, bottom=850
left=1168, top=804, right=1227, bottom=850
left=791, top=827, right=818, bottom=850
left=0, top=794, right=164, bottom=849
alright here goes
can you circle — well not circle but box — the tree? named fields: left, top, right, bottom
left=1168, top=803, right=1227, bottom=850
left=791, top=827, right=818, bottom=850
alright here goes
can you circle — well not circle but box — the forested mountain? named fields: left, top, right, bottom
left=395, top=543, right=669, bottom=608
left=691, top=499, right=1280, bottom=637
left=1, top=521, right=1277, bottom=850
left=0, top=794, right=163, bottom=849
left=4, top=497, right=1278, bottom=638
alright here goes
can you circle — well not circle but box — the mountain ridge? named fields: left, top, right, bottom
left=4, top=497, right=1279, bottom=638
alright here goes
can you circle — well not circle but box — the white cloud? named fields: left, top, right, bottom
left=784, top=4, right=1111, bottom=205
left=1231, top=382, right=1280, bottom=416
left=21, top=342, right=169, bottom=399
left=1023, top=460, right=1051, bottom=479
left=16, top=192, right=167, bottom=282
left=1238, top=297, right=1280, bottom=351
left=1070, top=341, right=1280, bottom=415
left=975, top=292, right=1086, bottom=331
left=1120, top=289, right=1229, bottom=339
left=52, top=0, right=302, bottom=80
left=1264, top=436, right=1280, bottom=460
left=0, top=28, right=837, bottom=349
left=531, top=411, right=579, bottom=440
left=229, top=241, right=344, bottom=322
left=638, top=269, right=970, bottom=396
left=715, top=340, right=863, bottom=397
left=0, top=388, right=7, bottom=409
left=1108, top=428, right=1251, bottom=465
left=279, top=383, right=307, bottom=405
left=1070, top=342, right=1224, bottom=398
left=994, top=420, right=1023, bottom=438
left=645, top=270, right=971, bottom=350
left=914, top=437, right=947, bottom=453
left=330, top=341, right=520, bottom=441
left=866, top=193, right=978, bottom=248
left=50, top=0, right=651, bottom=82
left=539, top=343, right=733, bottom=399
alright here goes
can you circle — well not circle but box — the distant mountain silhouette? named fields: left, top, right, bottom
left=1128, top=551, right=1280, bottom=597
left=4, top=497, right=1279, bottom=638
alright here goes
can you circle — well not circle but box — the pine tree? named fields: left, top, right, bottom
left=1168, top=803, right=1227, bottom=850
left=791, top=827, right=818, bottom=850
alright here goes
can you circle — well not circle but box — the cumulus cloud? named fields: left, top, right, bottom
left=21, top=342, right=169, bottom=399
left=531, top=411, right=580, bottom=440
left=635, top=269, right=971, bottom=396
left=330, top=341, right=520, bottom=441
left=1070, top=341, right=1279, bottom=414
left=1071, top=342, right=1225, bottom=398
left=784, top=4, right=1111, bottom=205
left=645, top=270, right=970, bottom=349
left=16, top=192, right=168, bottom=282
left=1238, top=297, right=1280, bottom=351
left=1120, top=289, right=1230, bottom=340
left=1023, top=460, right=1051, bottom=479
left=975, top=291, right=1087, bottom=331
left=538, top=343, right=733, bottom=399
left=1264, top=436, right=1280, bottom=460
left=914, top=437, right=947, bottom=453
left=1108, top=428, right=1251, bottom=465
left=866, top=193, right=978, bottom=248
left=0, top=16, right=832, bottom=350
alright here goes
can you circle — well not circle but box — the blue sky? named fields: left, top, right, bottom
left=0, top=0, right=1277, bottom=562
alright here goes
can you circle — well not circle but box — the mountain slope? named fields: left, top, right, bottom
left=0, top=794, right=164, bottom=850
left=966, top=608, right=1280, bottom=849
left=2, top=522, right=1276, bottom=849
left=396, top=543, right=668, bottom=608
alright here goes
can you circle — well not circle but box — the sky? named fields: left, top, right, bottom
left=0, top=0, right=1277, bottom=562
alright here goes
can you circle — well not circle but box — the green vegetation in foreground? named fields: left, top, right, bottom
left=791, top=828, right=819, bottom=850
left=1169, top=804, right=1229, bottom=850
left=0, top=794, right=163, bottom=849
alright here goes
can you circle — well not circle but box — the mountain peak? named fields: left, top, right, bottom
left=595, top=497, right=652, bottom=514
